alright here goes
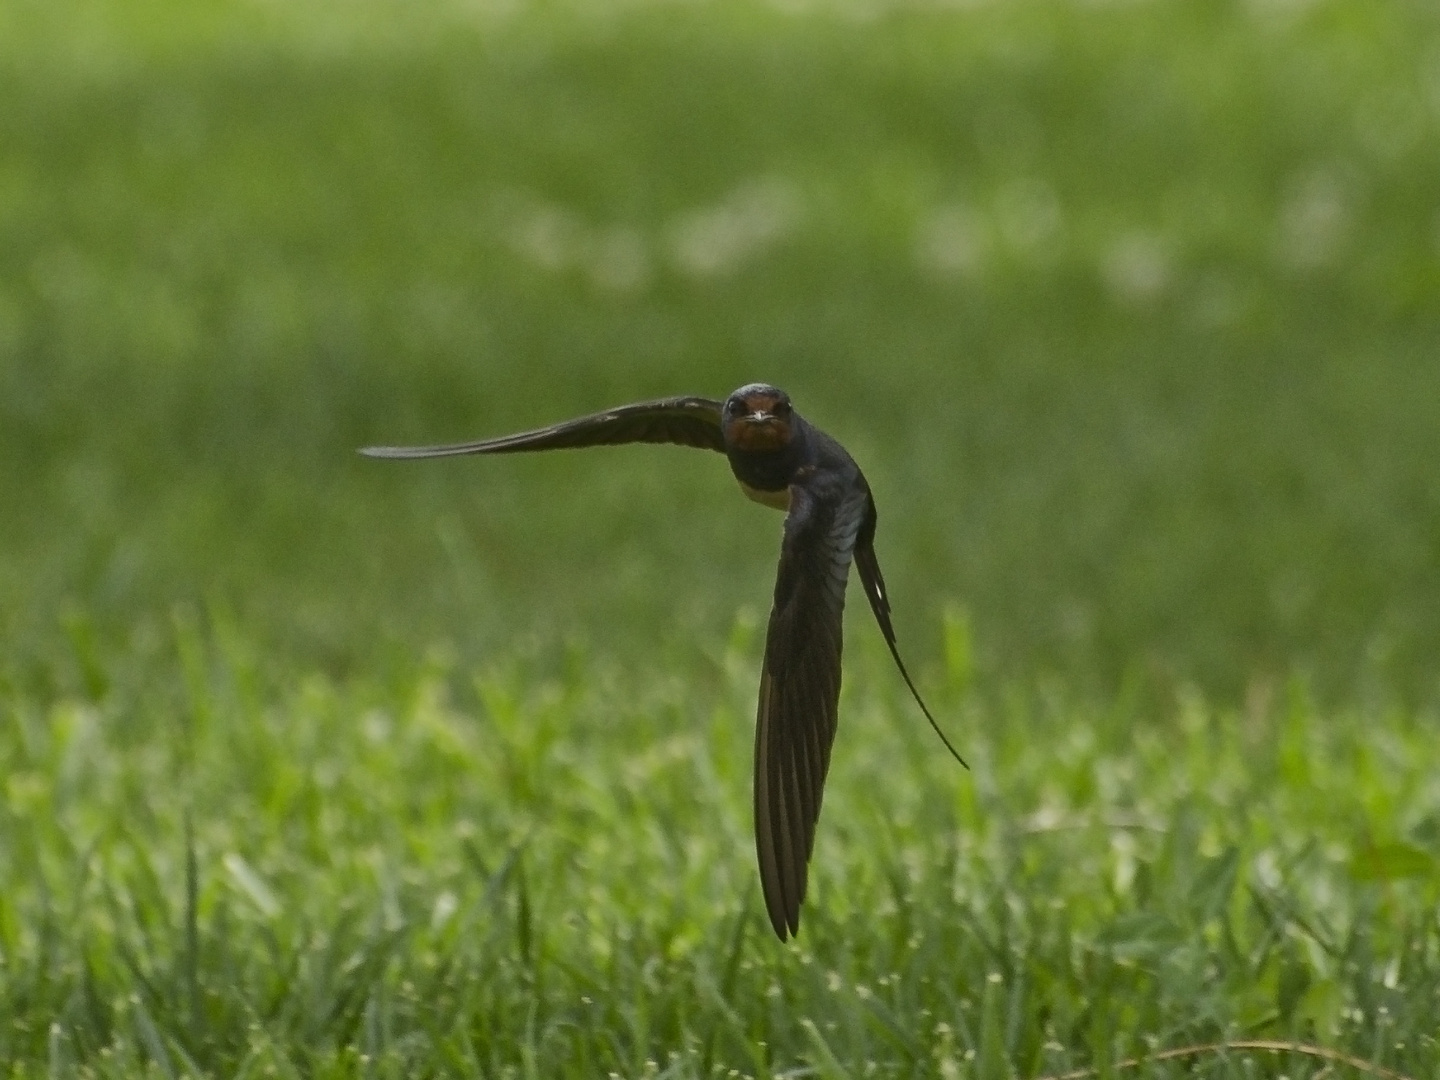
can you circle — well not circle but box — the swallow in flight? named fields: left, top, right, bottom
left=361, top=383, right=964, bottom=940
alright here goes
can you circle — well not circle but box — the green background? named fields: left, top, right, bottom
left=6, top=0, right=1439, bottom=701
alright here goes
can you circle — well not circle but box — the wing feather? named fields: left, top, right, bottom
left=754, top=481, right=864, bottom=940
left=360, top=396, right=725, bottom=459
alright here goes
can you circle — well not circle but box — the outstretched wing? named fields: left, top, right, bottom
left=754, top=479, right=866, bottom=940
left=852, top=495, right=968, bottom=768
left=359, top=396, right=726, bottom=459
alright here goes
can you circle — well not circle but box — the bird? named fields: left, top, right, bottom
left=360, top=383, right=963, bottom=940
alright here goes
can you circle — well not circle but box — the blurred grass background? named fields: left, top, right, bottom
left=5, top=0, right=1438, bottom=703
left=5, top=0, right=1440, bottom=1074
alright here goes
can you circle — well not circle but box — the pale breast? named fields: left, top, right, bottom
left=739, top=481, right=792, bottom=511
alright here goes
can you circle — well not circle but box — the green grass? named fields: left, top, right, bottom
left=6, top=617, right=1440, bottom=1075
left=3, top=0, right=1440, bottom=1074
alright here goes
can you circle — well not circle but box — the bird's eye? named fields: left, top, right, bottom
left=774, top=400, right=792, bottom=416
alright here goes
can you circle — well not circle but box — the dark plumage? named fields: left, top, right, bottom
left=361, top=383, right=961, bottom=940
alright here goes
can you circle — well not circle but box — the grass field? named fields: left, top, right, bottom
left=3, top=0, right=1440, bottom=1074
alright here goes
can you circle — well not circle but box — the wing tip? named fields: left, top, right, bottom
left=766, top=903, right=793, bottom=942
left=358, top=445, right=450, bottom=460
left=761, top=888, right=801, bottom=942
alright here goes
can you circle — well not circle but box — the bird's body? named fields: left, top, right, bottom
left=362, top=383, right=958, bottom=940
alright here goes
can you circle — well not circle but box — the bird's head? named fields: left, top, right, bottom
left=723, top=384, right=794, bottom=452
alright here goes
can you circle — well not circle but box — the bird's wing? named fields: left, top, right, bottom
left=754, top=478, right=865, bottom=940
left=359, top=396, right=726, bottom=459
left=853, top=495, right=967, bottom=768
